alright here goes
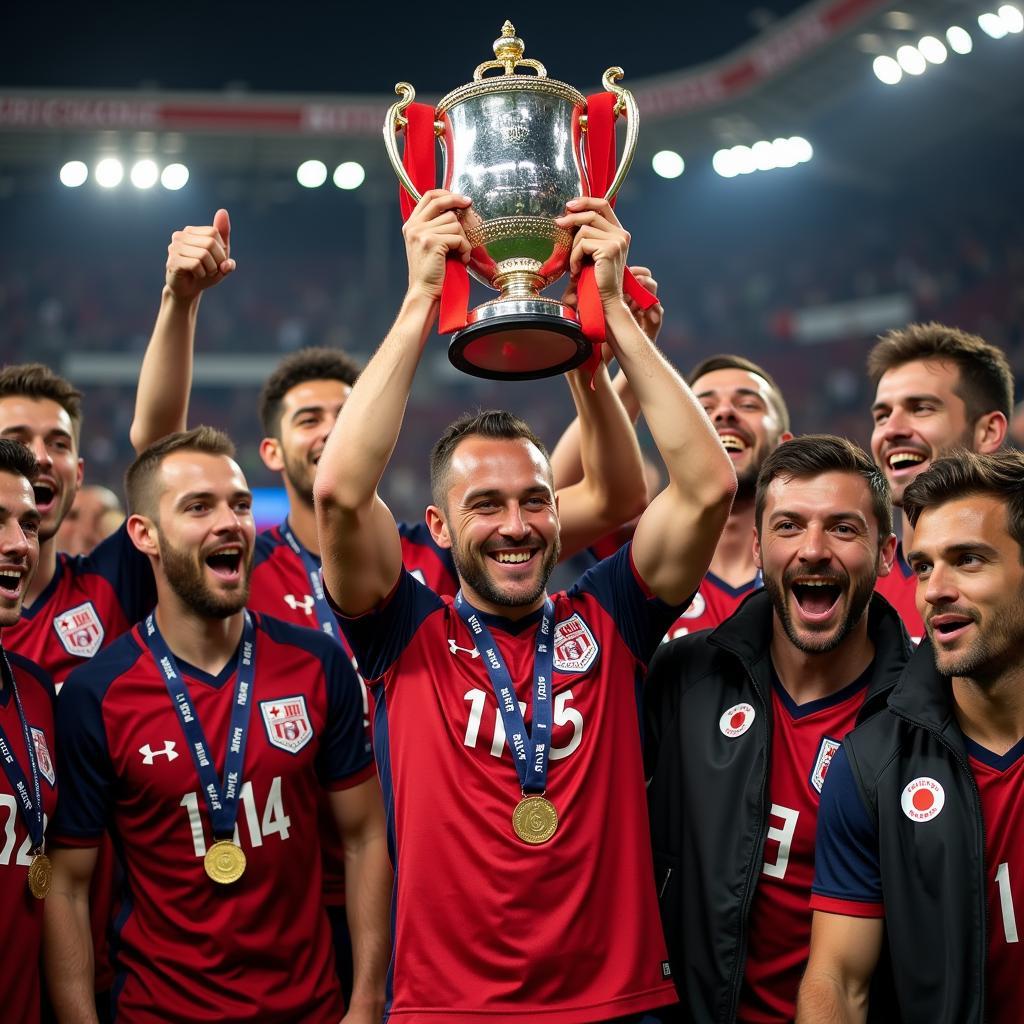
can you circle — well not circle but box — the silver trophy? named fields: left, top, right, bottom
left=384, top=22, right=639, bottom=380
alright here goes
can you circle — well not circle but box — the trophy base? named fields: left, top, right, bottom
left=448, top=300, right=591, bottom=381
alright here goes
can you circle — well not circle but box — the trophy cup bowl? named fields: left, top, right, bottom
left=384, top=22, right=639, bottom=381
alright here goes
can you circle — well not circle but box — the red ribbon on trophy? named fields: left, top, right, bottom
left=398, top=94, right=658, bottom=372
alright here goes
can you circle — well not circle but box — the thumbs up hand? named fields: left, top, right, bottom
left=165, top=208, right=236, bottom=301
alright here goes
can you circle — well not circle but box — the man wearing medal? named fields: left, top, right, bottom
left=43, top=427, right=391, bottom=1024
left=313, top=190, right=738, bottom=1023
left=0, top=438, right=58, bottom=1024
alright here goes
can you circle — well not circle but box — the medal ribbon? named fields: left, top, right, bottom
left=0, top=650, right=45, bottom=852
left=143, top=613, right=256, bottom=842
left=279, top=519, right=338, bottom=642
left=454, top=594, right=554, bottom=794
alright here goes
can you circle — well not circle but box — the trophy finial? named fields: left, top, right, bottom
left=493, top=21, right=525, bottom=74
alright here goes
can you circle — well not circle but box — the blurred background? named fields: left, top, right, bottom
left=2, top=0, right=1022, bottom=525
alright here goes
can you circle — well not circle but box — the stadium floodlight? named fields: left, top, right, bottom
left=651, top=150, right=685, bottom=179
left=979, top=11, right=1009, bottom=37
left=896, top=44, right=927, bottom=74
left=751, top=140, right=777, bottom=171
left=998, top=4, right=1024, bottom=32
left=297, top=160, right=328, bottom=188
left=872, top=55, right=903, bottom=84
left=333, top=161, right=366, bottom=190
left=730, top=145, right=757, bottom=175
left=130, top=159, right=159, bottom=190
left=160, top=163, right=189, bottom=190
left=771, top=137, right=799, bottom=167
left=946, top=26, right=973, bottom=53
left=94, top=158, right=124, bottom=188
left=918, top=35, right=948, bottom=63
left=59, top=161, right=88, bottom=187
left=788, top=137, right=813, bottom=163
left=712, top=149, right=738, bottom=178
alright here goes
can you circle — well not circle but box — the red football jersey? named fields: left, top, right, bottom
left=338, top=545, right=679, bottom=1023
left=664, top=571, right=761, bottom=642
left=738, top=668, right=869, bottom=1023
left=5, top=524, right=155, bottom=690
left=51, top=614, right=374, bottom=1024
left=0, top=650, right=57, bottom=1024
left=874, top=544, right=923, bottom=644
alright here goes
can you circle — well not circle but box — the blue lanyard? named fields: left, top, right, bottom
left=143, top=613, right=256, bottom=841
left=279, top=519, right=338, bottom=642
left=0, top=650, right=44, bottom=852
left=454, top=593, right=555, bottom=795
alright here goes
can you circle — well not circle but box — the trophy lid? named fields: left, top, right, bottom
left=437, top=22, right=586, bottom=114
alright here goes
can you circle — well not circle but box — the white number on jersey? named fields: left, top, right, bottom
left=762, top=803, right=800, bottom=880
left=996, top=862, right=1020, bottom=944
left=0, top=795, right=48, bottom=866
left=179, top=776, right=291, bottom=858
left=462, top=688, right=584, bottom=761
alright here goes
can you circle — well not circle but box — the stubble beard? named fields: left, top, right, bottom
left=451, top=533, right=561, bottom=610
left=933, top=586, right=1024, bottom=683
left=159, top=536, right=251, bottom=619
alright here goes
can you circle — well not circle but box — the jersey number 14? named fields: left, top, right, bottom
left=179, top=776, right=291, bottom=857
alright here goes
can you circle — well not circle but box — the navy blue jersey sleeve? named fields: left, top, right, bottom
left=318, top=640, right=374, bottom=787
left=570, top=542, right=689, bottom=666
left=331, top=568, right=445, bottom=682
left=79, top=522, right=156, bottom=624
left=50, top=660, right=118, bottom=843
left=812, top=744, right=884, bottom=908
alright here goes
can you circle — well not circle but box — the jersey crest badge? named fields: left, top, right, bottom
left=553, top=614, right=599, bottom=673
left=810, top=736, right=842, bottom=794
left=260, top=696, right=314, bottom=754
left=31, top=727, right=56, bottom=786
left=901, top=776, right=945, bottom=822
left=719, top=703, right=756, bottom=738
left=53, top=601, right=104, bottom=658
left=679, top=591, right=706, bottom=620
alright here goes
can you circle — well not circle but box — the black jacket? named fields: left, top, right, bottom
left=644, top=590, right=911, bottom=1023
left=834, top=638, right=991, bottom=1023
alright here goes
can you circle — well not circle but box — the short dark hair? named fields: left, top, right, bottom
left=430, top=410, right=550, bottom=508
left=0, top=363, right=83, bottom=444
left=903, top=449, right=1024, bottom=563
left=259, top=347, right=362, bottom=438
left=125, top=426, right=236, bottom=518
left=867, top=322, right=1014, bottom=424
left=687, top=354, right=791, bottom=434
left=0, top=438, right=39, bottom=483
left=755, top=434, right=893, bottom=540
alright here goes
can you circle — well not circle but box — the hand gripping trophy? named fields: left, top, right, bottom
left=384, top=21, right=641, bottom=380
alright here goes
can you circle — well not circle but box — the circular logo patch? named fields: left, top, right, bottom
left=719, top=703, right=756, bottom=738
left=680, top=592, right=707, bottom=620
left=901, top=777, right=945, bottom=822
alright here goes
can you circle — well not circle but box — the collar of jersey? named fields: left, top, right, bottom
left=964, top=732, right=1024, bottom=774
left=462, top=600, right=548, bottom=637
left=705, top=570, right=762, bottom=599
left=159, top=641, right=242, bottom=690
left=770, top=659, right=873, bottom=721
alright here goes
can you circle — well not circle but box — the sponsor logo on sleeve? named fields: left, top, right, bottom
left=260, top=696, right=314, bottom=754
left=53, top=602, right=104, bottom=659
left=719, top=703, right=756, bottom=738
left=901, top=777, right=945, bottom=822
left=30, top=728, right=56, bottom=786
left=810, top=736, right=842, bottom=794
left=553, top=614, right=599, bottom=673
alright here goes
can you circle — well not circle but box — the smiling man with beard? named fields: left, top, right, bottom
left=644, top=435, right=913, bottom=1024
left=800, top=450, right=1024, bottom=1024
left=43, top=427, right=390, bottom=1024
left=868, top=322, right=1014, bottom=641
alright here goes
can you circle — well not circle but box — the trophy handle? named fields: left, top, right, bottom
left=383, top=82, right=424, bottom=203
left=600, top=68, right=639, bottom=202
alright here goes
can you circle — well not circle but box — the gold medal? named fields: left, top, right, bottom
left=203, top=840, right=246, bottom=885
left=512, top=795, right=558, bottom=845
left=27, top=852, right=52, bottom=900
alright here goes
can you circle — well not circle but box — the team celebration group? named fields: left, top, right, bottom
left=0, top=191, right=1021, bottom=1024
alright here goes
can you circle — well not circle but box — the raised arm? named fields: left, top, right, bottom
left=554, top=362, right=646, bottom=558
left=796, top=912, right=884, bottom=1023
left=555, top=198, right=736, bottom=605
left=44, top=846, right=101, bottom=1024
left=549, top=265, right=661, bottom=489
left=313, top=189, right=471, bottom=615
left=129, top=209, right=234, bottom=453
